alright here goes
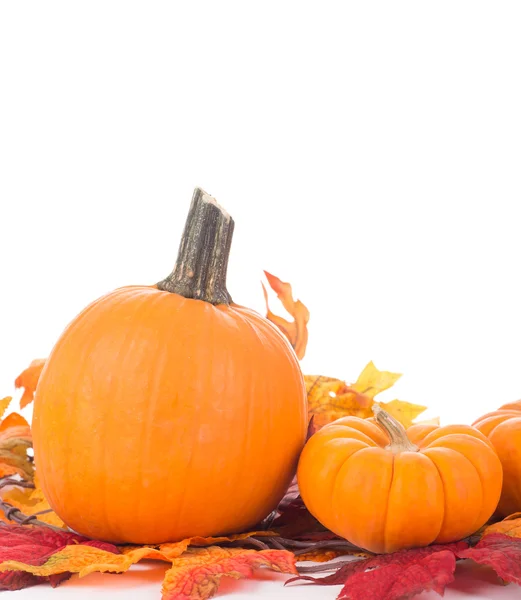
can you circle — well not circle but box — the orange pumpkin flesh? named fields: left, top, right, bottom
left=297, top=407, right=502, bottom=554
left=473, top=401, right=521, bottom=517
left=32, top=189, right=307, bottom=544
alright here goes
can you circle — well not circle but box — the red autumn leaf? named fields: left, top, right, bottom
left=14, top=359, right=46, bottom=409
left=337, top=551, right=457, bottom=600
left=0, top=524, right=119, bottom=591
left=456, top=533, right=521, bottom=585
left=287, top=540, right=469, bottom=599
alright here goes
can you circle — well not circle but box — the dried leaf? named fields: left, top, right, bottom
left=0, top=524, right=119, bottom=590
left=262, top=271, right=309, bottom=359
left=287, top=540, right=468, bottom=588
left=0, top=526, right=295, bottom=600
left=2, top=477, right=64, bottom=529
left=457, top=533, right=521, bottom=585
left=289, top=534, right=521, bottom=600
left=305, top=375, right=373, bottom=430
left=0, top=414, right=33, bottom=480
left=119, top=531, right=277, bottom=562
left=483, top=513, right=521, bottom=538
left=305, top=363, right=433, bottom=431
left=351, top=362, right=402, bottom=398
left=378, top=400, right=427, bottom=429
left=162, top=546, right=297, bottom=600
left=336, top=551, right=457, bottom=600
left=0, top=398, right=12, bottom=421
left=14, top=359, right=46, bottom=409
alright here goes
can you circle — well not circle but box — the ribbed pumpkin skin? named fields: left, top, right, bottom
left=33, top=285, right=307, bottom=544
left=473, top=401, right=521, bottom=517
left=297, top=417, right=502, bottom=554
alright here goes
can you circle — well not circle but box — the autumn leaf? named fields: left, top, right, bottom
left=286, top=541, right=468, bottom=598
left=0, top=398, right=12, bottom=420
left=457, top=533, right=521, bottom=586
left=289, top=533, right=521, bottom=600
left=0, top=412, right=33, bottom=480
left=305, top=375, right=374, bottom=429
left=162, top=546, right=296, bottom=600
left=483, top=513, right=521, bottom=538
left=0, top=524, right=296, bottom=600
left=305, top=362, right=432, bottom=431
left=0, top=524, right=119, bottom=590
left=2, top=476, right=64, bottom=529
left=14, top=359, right=46, bottom=409
left=351, top=361, right=402, bottom=398
left=378, top=399, right=427, bottom=429
left=262, top=271, right=309, bottom=359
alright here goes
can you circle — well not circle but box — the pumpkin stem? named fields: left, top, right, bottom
left=157, top=187, right=234, bottom=305
left=372, top=405, right=419, bottom=453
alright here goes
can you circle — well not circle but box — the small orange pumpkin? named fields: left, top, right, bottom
left=473, top=401, right=521, bottom=517
left=32, top=188, right=307, bottom=544
left=297, top=407, right=502, bottom=553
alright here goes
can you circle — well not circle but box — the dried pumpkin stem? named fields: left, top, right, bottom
left=372, top=405, right=418, bottom=453
left=157, top=187, right=234, bottom=305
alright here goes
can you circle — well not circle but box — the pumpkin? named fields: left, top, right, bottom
left=473, top=401, right=521, bottom=517
left=297, top=406, right=502, bottom=553
left=32, top=188, right=307, bottom=544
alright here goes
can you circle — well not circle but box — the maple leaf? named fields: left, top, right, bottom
left=0, top=524, right=119, bottom=590
left=483, top=513, right=521, bottom=538
left=351, top=361, right=402, bottom=398
left=262, top=271, right=309, bottom=359
left=14, top=359, right=46, bottom=409
left=457, top=533, right=521, bottom=585
left=0, top=411, right=33, bottom=480
left=162, top=546, right=296, bottom=600
left=305, top=362, right=427, bottom=430
left=2, top=476, right=64, bottom=529
left=0, top=525, right=294, bottom=599
left=378, top=399, right=427, bottom=429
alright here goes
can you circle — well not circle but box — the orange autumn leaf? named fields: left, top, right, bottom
left=262, top=271, right=309, bottom=359
left=0, top=541, right=296, bottom=600
left=305, top=361, right=430, bottom=431
left=14, top=359, right=46, bottom=409
left=162, top=546, right=297, bottom=600
left=483, top=513, right=521, bottom=538
left=0, top=410, right=33, bottom=480
left=305, top=375, right=374, bottom=429
left=0, top=398, right=11, bottom=421
left=2, top=476, right=64, bottom=529
left=119, top=531, right=277, bottom=562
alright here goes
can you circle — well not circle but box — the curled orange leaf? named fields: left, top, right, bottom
left=14, top=359, right=46, bottom=409
left=162, top=546, right=297, bottom=600
left=262, top=271, right=309, bottom=359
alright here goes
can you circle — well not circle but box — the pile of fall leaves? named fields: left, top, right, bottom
left=1, top=272, right=521, bottom=600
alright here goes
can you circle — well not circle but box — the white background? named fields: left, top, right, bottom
left=1, top=2, right=521, bottom=598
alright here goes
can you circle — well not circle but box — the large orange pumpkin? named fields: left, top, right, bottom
left=297, top=407, right=502, bottom=553
left=32, top=188, right=307, bottom=544
left=473, top=400, right=521, bottom=517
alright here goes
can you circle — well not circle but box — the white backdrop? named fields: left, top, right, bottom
left=1, top=1, right=521, bottom=431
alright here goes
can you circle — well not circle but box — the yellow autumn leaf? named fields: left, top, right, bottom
left=351, top=361, right=402, bottom=398
left=378, top=399, right=427, bottom=429
left=2, top=476, right=65, bottom=529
